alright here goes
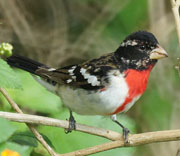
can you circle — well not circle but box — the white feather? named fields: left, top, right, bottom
left=48, top=68, right=56, bottom=71
left=68, top=66, right=76, bottom=75
left=66, top=79, right=72, bottom=83
left=80, top=68, right=100, bottom=86
left=56, top=70, right=129, bottom=115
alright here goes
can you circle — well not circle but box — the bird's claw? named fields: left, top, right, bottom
left=122, top=127, right=130, bottom=144
left=65, top=112, right=76, bottom=134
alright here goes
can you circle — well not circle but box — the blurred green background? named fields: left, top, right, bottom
left=0, top=0, right=180, bottom=156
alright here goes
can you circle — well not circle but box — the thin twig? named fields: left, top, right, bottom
left=0, top=88, right=59, bottom=156
left=171, top=0, right=180, bottom=46
left=171, top=0, right=180, bottom=78
left=0, top=111, right=122, bottom=141
left=1, top=111, right=180, bottom=155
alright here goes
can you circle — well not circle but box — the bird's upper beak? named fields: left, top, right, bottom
left=150, top=44, right=168, bottom=59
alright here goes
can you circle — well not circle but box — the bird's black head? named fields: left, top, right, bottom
left=115, top=31, right=168, bottom=70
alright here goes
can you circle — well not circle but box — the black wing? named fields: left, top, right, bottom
left=36, top=53, right=119, bottom=90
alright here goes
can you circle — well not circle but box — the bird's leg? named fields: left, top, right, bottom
left=65, top=110, right=76, bottom=133
left=111, top=115, right=130, bottom=144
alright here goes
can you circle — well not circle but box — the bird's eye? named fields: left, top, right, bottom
left=139, top=45, right=146, bottom=50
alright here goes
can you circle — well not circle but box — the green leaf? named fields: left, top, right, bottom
left=0, top=118, right=17, bottom=143
left=9, top=131, right=54, bottom=148
left=9, top=131, right=38, bottom=147
left=0, top=59, right=22, bottom=89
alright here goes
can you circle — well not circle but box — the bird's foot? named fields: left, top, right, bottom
left=122, top=127, right=130, bottom=144
left=65, top=111, right=76, bottom=134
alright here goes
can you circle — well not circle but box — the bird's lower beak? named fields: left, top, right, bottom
left=150, top=45, right=168, bottom=59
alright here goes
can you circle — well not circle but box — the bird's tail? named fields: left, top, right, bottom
left=7, top=55, right=58, bottom=92
left=7, top=55, right=48, bottom=75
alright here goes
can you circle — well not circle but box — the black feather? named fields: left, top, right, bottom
left=124, top=31, right=158, bottom=44
left=7, top=55, right=47, bottom=74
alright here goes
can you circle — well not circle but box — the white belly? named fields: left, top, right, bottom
left=56, top=74, right=129, bottom=115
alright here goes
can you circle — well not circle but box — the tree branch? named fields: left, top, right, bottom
left=0, top=88, right=58, bottom=156
left=61, top=130, right=180, bottom=156
left=1, top=111, right=180, bottom=155
left=0, top=111, right=122, bottom=141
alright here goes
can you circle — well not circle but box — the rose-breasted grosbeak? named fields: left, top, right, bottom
left=7, top=31, right=168, bottom=143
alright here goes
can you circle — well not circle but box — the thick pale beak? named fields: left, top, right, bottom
left=150, top=45, right=168, bottom=59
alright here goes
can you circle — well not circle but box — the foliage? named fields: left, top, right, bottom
left=0, top=59, right=22, bottom=89
left=0, top=118, right=17, bottom=143
left=0, top=118, right=33, bottom=156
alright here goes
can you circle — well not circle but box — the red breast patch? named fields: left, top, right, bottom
left=112, top=65, right=154, bottom=114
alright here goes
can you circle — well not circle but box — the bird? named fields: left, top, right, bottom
left=7, top=31, right=168, bottom=143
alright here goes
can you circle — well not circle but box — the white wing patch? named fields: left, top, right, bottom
left=80, top=68, right=100, bottom=86
left=68, top=66, right=76, bottom=75
left=68, top=66, right=77, bottom=80
left=66, top=79, right=72, bottom=83
left=48, top=68, right=56, bottom=71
